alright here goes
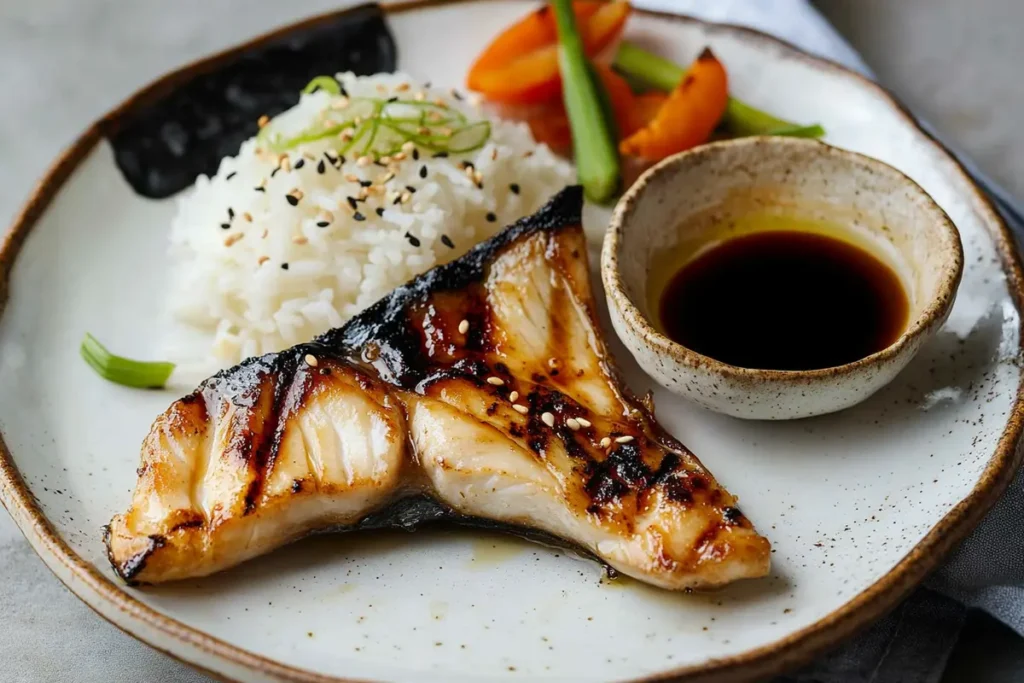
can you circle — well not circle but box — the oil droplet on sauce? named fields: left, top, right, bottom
left=659, top=229, right=908, bottom=370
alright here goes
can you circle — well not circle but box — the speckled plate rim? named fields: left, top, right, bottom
left=0, top=2, right=1021, bottom=682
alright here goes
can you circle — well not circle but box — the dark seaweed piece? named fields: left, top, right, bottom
left=107, top=4, right=397, bottom=199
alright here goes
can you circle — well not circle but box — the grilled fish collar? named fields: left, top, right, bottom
left=106, top=186, right=771, bottom=589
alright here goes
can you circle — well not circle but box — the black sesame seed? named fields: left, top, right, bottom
left=510, top=183, right=520, bottom=194
left=294, top=158, right=305, bottom=169
left=286, top=193, right=299, bottom=206
left=375, top=207, right=385, bottom=217
left=419, top=165, right=428, bottom=178
left=433, top=151, right=449, bottom=158
left=393, top=195, right=402, bottom=205
left=347, top=196, right=359, bottom=210
left=405, top=232, right=421, bottom=247
left=353, top=211, right=366, bottom=221
left=451, top=90, right=463, bottom=101
left=387, top=96, right=398, bottom=103
left=412, top=149, right=420, bottom=161
left=423, top=81, right=432, bottom=88
left=405, top=185, right=417, bottom=193
left=359, top=180, right=373, bottom=188
left=254, top=186, right=266, bottom=192
left=226, top=171, right=237, bottom=180
left=227, top=207, right=235, bottom=219
left=486, top=212, right=497, bottom=222
left=271, top=167, right=280, bottom=177
left=338, top=155, right=346, bottom=165
left=324, top=151, right=336, bottom=163
left=441, top=234, right=455, bottom=248
left=281, top=263, right=290, bottom=270
left=220, top=223, right=231, bottom=230
left=374, top=160, right=388, bottom=168
left=461, top=161, right=475, bottom=170
left=317, top=160, right=326, bottom=174
left=317, top=221, right=330, bottom=228
left=339, top=85, right=349, bottom=97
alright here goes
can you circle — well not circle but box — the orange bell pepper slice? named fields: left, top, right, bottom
left=467, top=1, right=631, bottom=105
left=619, top=48, right=728, bottom=160
left=525, top=64, right=639, bottom=153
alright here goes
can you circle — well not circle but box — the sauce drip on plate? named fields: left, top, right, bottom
left=659, top=230, right=909, bottom=371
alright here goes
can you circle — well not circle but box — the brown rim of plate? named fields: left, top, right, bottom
left=0, top=2, right=1020, bottom=682
left=603, top=136, right=965, bottom=382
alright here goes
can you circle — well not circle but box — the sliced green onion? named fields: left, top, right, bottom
left=258, top=93, right=490, bottom=158
left=80, top=334, right=175, bottom=389
left=302, top=76, right=341, bottom=95
left=613, top=42, right=825, bottom=139
left=552, top=0, right=620, bottom=203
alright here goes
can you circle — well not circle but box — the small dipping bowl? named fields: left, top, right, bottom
left=602, top=137, right=963, bottom=420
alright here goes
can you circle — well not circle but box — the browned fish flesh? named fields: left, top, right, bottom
left=105, top=186, right=771, bottom=588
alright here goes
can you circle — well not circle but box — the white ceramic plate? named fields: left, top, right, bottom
left=1, top=2, right=1022, bottom=681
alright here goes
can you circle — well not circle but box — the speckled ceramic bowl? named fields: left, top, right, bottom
left=602, top=137, right=964, bottom=420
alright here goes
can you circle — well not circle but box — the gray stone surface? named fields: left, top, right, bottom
left=814, top=0, right=1024, bottom=199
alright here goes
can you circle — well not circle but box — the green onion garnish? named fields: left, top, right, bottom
left=302, top=76, right=342, bottom=96
left=257, top=78, right=492, bottom=159
left=613, top=42, right=826, bottom=139
left=80, top=334, right=175, bottom=389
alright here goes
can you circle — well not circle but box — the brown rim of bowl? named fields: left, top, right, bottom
left=0, top=2, right=1020, bottom=683
left=602, top=136, right=965, bottom=382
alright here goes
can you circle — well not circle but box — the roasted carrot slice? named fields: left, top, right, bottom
left=619, top=48, right=728, bottom=160
left=467, top=1, right=631, bottom=105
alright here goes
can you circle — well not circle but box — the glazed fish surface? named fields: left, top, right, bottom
left=106, top=187, right=771, bottom=589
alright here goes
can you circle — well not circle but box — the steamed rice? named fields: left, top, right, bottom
left=165, top=72, right=573, bottom=369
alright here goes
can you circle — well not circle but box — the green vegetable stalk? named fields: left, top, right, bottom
left=613, top=42, right=825, bottom=139
left=551, top=0, right=620, bottom=203
left=80, top=334, right=175, bottom=389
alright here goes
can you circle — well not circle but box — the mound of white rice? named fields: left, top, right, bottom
left=165, top=72, right=573, bottom=370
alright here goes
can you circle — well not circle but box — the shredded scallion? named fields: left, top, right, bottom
left=80, top=334, right=175, bottom=389
left=258, top=77, right=491, bottom=158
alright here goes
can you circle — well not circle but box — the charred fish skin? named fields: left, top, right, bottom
left=107, top=186, right=771, bottom=588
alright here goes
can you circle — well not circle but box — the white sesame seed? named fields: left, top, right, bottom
left=541, top=412, right=555, bottom=427
left=280, top=156, right=292, bottom=172
left=257, top=255, right=270, bottom=266
left=548, top=358, right=558, bottom=369
left=304, top=354, right=318, bottom=367
left=357, top=155, right=372, bottom=167
left=508, top=391, right=519, bottom=403
left=396, top=82, right=410, bottom=92
left=615, top=436, right=634, bottom=444
left=402, top=140, right=416, bottom=153
left=292, top=236, right=308, bottom=245
left=413, top=91, right=426, bottom=102
left=513, top=404, right=529, bottom=415
left=566, top=418, right=580, bottom=431
left=458, top=319, right=469, bottom=334
left=223, top=233, right=244, bottom=247
left=392, top=152, right=407, bottom=161
left=486, top=377, right=504, bottom=386
left=400, top=191, right=412, bottom=204
left=576, top=417, right=592, bottom=428
left=257, top=114, right=270, bottom=128
left=600, top=437, right=612, bottom=448
left=243, top=212, right=253, bottom=222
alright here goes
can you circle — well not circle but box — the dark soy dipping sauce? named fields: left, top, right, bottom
left=659, top=230, right=909, bottom=371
